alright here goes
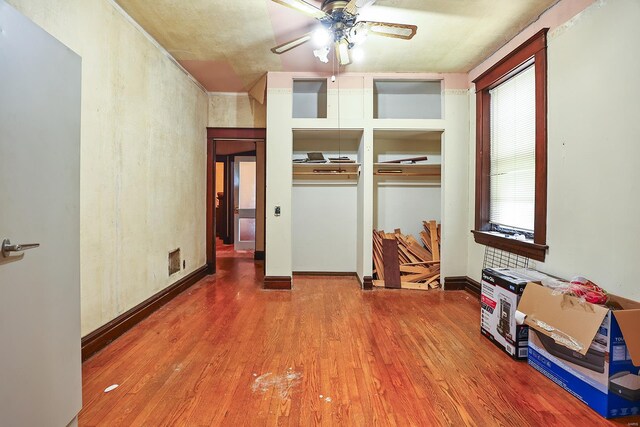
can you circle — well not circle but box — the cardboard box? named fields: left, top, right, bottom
left=518, top=283, right=640, bottom=418
left=480, top=268, right=548, bottom=359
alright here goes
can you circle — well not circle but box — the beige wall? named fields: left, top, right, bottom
left=8, top=0, right=209, bottom=335
left=467, top=0, right=640, bottom=300
left=208, top=93, right=266, bottom=128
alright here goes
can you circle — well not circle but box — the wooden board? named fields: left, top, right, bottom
left=426, top=274, right=440, bottom=286
left=372, top=279, right=385, bottom=288
left=402, top=271, right=438, bottom=282
left=372, top=231, right=385, bottom=281
left=399, top=282, right=431, bottom=290
left=429, top=221, right=440, bottom=262
left=396, top=235, right=421, bottom=263
left=372, top=280, right=431, bottom=291
left=383, top=239, right=401, bottom=289
left=400, top=265, right=431, bottom=274
left=420, top=231, right=431, bottom=251
left=407, top=242, right=432, bottom=262
left=401, top=261, right=441, bottom=266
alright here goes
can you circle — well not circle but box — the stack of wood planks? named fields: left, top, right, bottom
left=372, top=220, right=441, bottom=290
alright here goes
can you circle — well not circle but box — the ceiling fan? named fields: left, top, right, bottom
left=270, top=0, right=418, bottom=65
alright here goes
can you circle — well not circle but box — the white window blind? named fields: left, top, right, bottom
left=489, top=65, right=535, bottom=231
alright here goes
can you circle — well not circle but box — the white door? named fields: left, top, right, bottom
left=0, top=2, right=82, bottom=426
left=234, top=156, right=257, bottom=251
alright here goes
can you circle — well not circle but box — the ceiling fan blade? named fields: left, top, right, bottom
left=271, top=0, right=328, bottom=19
left=271, top=33, right=312, bottom=54
left=358, top=21, right=417, bottom=40
left=344, top=0, right=377, bottom=15
left=335, top=40, right=351, bottom=66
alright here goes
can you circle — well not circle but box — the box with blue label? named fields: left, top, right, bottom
left=518, top=283, right=640, bottom=418
left=480, top=268, right=548, bottom=359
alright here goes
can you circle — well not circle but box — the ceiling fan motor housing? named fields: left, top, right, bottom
left=320, top=0, right=357, bottom=42
left=321, top=0, right=350, bottom=14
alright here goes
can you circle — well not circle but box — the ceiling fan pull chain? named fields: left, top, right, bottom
left=337, top=62, right=341, bottom=161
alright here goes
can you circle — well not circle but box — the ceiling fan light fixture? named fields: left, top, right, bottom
left=350, top=26, right=368, bottom=45
left=313, top=46, right=330, bottom=63
left=337, top=41, right=351, bottom=65
left=351, top=46, right=365, bottom=62
left=312, top=27, right=332, bottom=47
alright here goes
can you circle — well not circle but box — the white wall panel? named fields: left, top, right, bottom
left=292, top=185, right=358, bottom=272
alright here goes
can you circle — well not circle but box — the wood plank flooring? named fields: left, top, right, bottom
left=79, top=257, right=637, bottom=426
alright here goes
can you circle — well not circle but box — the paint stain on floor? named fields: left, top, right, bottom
left=251, top=371, right=302, bottom=399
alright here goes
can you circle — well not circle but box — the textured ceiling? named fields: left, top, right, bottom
left=116, top=0, right=558, bottom=92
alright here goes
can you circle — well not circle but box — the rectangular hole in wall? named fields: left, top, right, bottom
left=293, top=79, right=328, bottom=118
left=168, top=248, right=181, bottom=276
left=373, top=80, right=442, bottom=119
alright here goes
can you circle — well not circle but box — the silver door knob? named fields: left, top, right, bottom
left=1, top=239, right=40, bottom=257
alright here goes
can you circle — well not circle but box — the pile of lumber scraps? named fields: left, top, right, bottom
left=372, top=223, right=442, bottom=291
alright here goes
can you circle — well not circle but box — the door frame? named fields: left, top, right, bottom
left=206, top=128, right=266, bottom=274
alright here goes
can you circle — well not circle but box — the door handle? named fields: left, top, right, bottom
left=234, top=207, right=239, bottom=214
left=1, top=239, right=40, bottom=258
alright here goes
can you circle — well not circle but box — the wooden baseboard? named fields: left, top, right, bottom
left=363, top=276, right=373, bottom=290
left=264, top=276, right=292, bottom=290
left=81, top=265, right=208, bottom=361
left=444, top=276, right=481, bottom=298
left=443, top=276, right=467, bottom=290
left=254, top=250, right=265, bottom=260
left=465, top=277, right=481, bottom=297
left=292, top=271, right=357, bottom=276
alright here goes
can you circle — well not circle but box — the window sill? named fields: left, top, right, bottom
left=471, top=230, right=548, bottom=262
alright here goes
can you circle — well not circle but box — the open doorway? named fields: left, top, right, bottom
left=215, top=147, right=256, bottom=258
left=206, top=128, right=266, bottom=273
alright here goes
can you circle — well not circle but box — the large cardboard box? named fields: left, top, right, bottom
left=480, top=268, right=547, bottom=359
left=518, top=283, right=640, bottom=418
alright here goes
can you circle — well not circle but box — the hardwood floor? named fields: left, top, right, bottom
left=215, top=238, right=253, bottom=259
left=79, top=257, right=636, bottom=426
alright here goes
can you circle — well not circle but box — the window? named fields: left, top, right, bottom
left=489, top=65, right=535, bottom=234
left=472, top=29, right=548, bottom=261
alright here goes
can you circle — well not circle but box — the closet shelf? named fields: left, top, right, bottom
left=374, top=163, right=441, bottom=177
left=293, top=163, right=361, bottom=180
